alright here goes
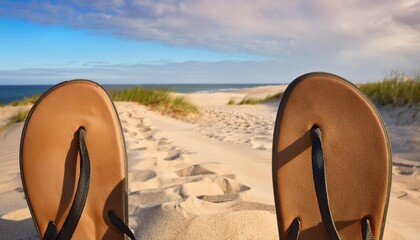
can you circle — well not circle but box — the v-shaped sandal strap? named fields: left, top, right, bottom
left=44, top=128, right=136, bottom=240
left=311, top=127, right=341, bottom=240
left=44, top=128, right=90, bottom=240
left=288, top=127, right=373, bottom=240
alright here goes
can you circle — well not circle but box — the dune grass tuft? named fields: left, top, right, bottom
left=10, top=110, right=29, bottom=124
left=0, top=110, right=29, bottom=132
left=10, top=95, right=40, bottom=106
left=227, top=99, right=236, bottom=105
left=238, top=97, right=262, bottom=105
left=237, top=91, right=284, bottom=105
left=359, top=72, right=420, bottom=106
left=111, top=87, right=199, bottom=118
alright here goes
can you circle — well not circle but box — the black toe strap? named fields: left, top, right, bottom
left=44, top=128, right=136, bottom=240
left=311, top=127, right=341, bottom=240
left=362, top=218, right=373, bottom=240
left=287, top=218, right=301, bottom=240
left=44, top=128, right=90, bottom=240
left=287, top=127, right=374, bottom=240
left=45, top=221, right=58, bottom=240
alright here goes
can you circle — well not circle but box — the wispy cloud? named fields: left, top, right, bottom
left=1, top=0, right=419, bottom=56
left=0, top=0, right=419, bottom=83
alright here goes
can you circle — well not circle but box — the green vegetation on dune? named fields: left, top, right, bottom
left=238, top=97, right=263, bottom=105
left=111, top=87, right=199, bottom=118
left=10, top=110, right=29, bottom=124
left=359, top=72, right=420, bottom=106
left=10, top=95, right=40, bottom=106
left=0, top=110, right=29, bottom=132
left=235, top=91, right=284, bottom=105
left=227, top=99, right=236, bottom=105
left=230, top=72, right=418, bottom=107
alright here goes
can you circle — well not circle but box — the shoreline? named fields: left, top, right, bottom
left=0, top=83, right=287, bottom=105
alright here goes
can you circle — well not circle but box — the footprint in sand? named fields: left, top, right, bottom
left=129, top=131, right=138, bottom=137
left=130, top=185, right=183, bottom=207
left=157, top=138, right=174, bottom=152
left=393, top=162, right=415, bottom=168
left=157, top=138, right=170, bottom=144
left=157, top=145, right=174, bottom=152
left=174, top=162, right=251, bottom=204
left=141, top=131, right=155, bottom=141
left=213, top=176, right=251, bottom=194
left=129, top=170, right=157, bottom=182
left=396, top=168, right=415, bottom=176
left=164, top=150, right=182, bottom=161
left=180, top=180, right=225, bottom=198
left=132, top=146, right=147, bottom=151
left=176, top=164, right=215, bottom=177
left=194, top=176, right=252, bottom=203
left=137, top=124, right=152, bottom=132
left=129, top=171, right=161, bottom=192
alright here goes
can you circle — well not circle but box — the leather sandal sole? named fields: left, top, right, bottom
left=272, top=72, right=391, bottom=239
left=20, top=80, right=129, bottom=239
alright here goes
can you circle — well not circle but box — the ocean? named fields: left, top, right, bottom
left=0, top=83, right=280, bottom=105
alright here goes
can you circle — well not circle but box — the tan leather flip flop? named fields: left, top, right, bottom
left=272, top=72, right=391, bottom=240
left=20, top=80, right=135, bottom=239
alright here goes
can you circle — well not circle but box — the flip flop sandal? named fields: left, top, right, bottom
left=20, top=80, right=136, bottom=239
left=272, top=72, right=391, bottom=240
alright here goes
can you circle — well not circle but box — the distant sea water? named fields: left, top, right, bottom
left=0, top=84, right=281, bottom=105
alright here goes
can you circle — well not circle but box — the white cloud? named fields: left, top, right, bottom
left=393, top=1, right=420, bottom=27
left=1, top=0, right=419, bottom=81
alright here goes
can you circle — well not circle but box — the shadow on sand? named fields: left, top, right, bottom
left=0, top=216, right=38, bottom=239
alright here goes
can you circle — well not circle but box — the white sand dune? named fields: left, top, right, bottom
left=0, top=122, right=38, bottom=239
left=0, top=85, right=418, bottom=239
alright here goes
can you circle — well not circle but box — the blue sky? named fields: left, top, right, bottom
left=0, top=18, right=262, bottom=69
left=0, top=0, right=419, bottom=84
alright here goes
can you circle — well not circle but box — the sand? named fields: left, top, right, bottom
left=0, top=85, right=418, bottom=239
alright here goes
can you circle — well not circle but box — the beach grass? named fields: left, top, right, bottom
left=227, top=99, right=236, bottom=105
left=111, top=87, right=199, bottom=118
left=359, top=72, right=420, bottom=106
left=9, top=110, right=28, bottom=124
left=10, top=95, right=40, bottom=106
left=237, top=91, right=284, bottom=105
left=0, top=110, right=29, bottom=132
left=238, top=97, right=263, bottom=105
